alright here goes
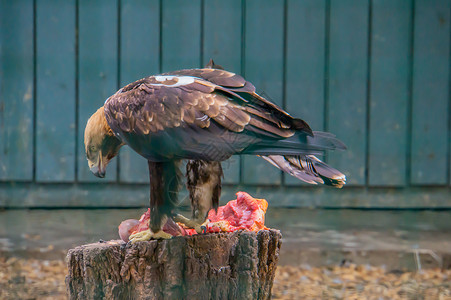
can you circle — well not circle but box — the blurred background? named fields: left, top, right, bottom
left=1, top=0, right=450, bottom=298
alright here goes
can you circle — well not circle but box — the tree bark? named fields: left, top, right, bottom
left=66, top=229, right=282, bottom=300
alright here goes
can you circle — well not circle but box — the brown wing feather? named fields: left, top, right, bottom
left=104, top=72, right=306, bottom=151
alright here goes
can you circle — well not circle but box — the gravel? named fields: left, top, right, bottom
left=272, top=264, right=451, bottom=299
left=0, top=257, right=450, bottom=299
left=0, top=257, right=66, bottom=300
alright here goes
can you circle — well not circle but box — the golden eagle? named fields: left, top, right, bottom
left=84, top=61, right=346, bottom=241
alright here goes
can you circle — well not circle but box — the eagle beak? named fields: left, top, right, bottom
left=90, top=164, right=105, bottom=178
left=90, top=154, right=106, bottom=178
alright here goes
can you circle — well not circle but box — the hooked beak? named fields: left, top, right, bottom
left=90, top=154, right=106, bottom=178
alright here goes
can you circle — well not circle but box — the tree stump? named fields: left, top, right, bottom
left=66, top=229, right=282, bottom=300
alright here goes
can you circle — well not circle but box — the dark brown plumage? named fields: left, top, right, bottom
left=84, top=60, right=346, bottom=241
left=186, top=160, right=222, bottom=224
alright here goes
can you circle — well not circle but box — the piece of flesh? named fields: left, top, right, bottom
left=205, top=191, right=268, bottom=233
left=118, top=219, right=139, bottom=242
left=117, top=191, right=269, bottom=242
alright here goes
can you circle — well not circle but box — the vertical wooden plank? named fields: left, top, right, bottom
left=203, top=0, right=242, bottom=184
left=368, top=0, right=411, bottom=186
left=161, top=0, right=201, bottom=72
left=119, top=0, right=160, bottom=183
left=203, top=0, right=242, bottom=73
left=78, top=0, right=118, bottom=182
left=284, top=0, right=326, bottom=186
left=0, top=0, right=34, bottom=181
left=327, top=0, right=369, bottom=186
left=36, top=0, right=76, bottom=182
left=411, top=0, right=450, bottom=185
left=242, top=0, right=284, bottom=185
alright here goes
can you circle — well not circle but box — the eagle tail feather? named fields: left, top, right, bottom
left=242, top=131, right=346, bottom=156
left=260, top=155, right=346, bottom=188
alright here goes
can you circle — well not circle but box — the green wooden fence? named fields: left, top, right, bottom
left=1, top=0, right=450, bottom=208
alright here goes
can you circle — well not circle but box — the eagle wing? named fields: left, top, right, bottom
left=104, top=68, right=316, bottom=161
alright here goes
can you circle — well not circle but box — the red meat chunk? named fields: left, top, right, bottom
left=118, top=192, right=269, bottom=242
left=206, top=191, right=268, bottom=233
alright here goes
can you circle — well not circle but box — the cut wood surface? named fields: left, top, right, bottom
left=66, top=229, right=282, bottom=300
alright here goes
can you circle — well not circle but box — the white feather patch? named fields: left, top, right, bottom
left=153, top=75, right=196, bottom=87
left=104, top=75, right=197, bottom=105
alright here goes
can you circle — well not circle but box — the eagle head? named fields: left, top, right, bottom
left=84, top=106, right=123, bottom=178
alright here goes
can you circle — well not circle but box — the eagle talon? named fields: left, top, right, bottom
left=173, top=214, right=209, bottom=234
left=208, top=220, right=230, bottom=232
left=129, top=229, right=173, bottom=243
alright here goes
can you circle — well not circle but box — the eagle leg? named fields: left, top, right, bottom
left=129, top=160, right=181, bottom=242
left=175, top=160, right=223, bottom=233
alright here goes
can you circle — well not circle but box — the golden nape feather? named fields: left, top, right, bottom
left=84, top=107, right=114, bottom=147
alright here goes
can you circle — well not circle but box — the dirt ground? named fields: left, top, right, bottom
left=272, top=264, right=451, bottom=299
left=0, top=257, right=450, bottom=300
left=1, top=208, right=450, bottom=299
